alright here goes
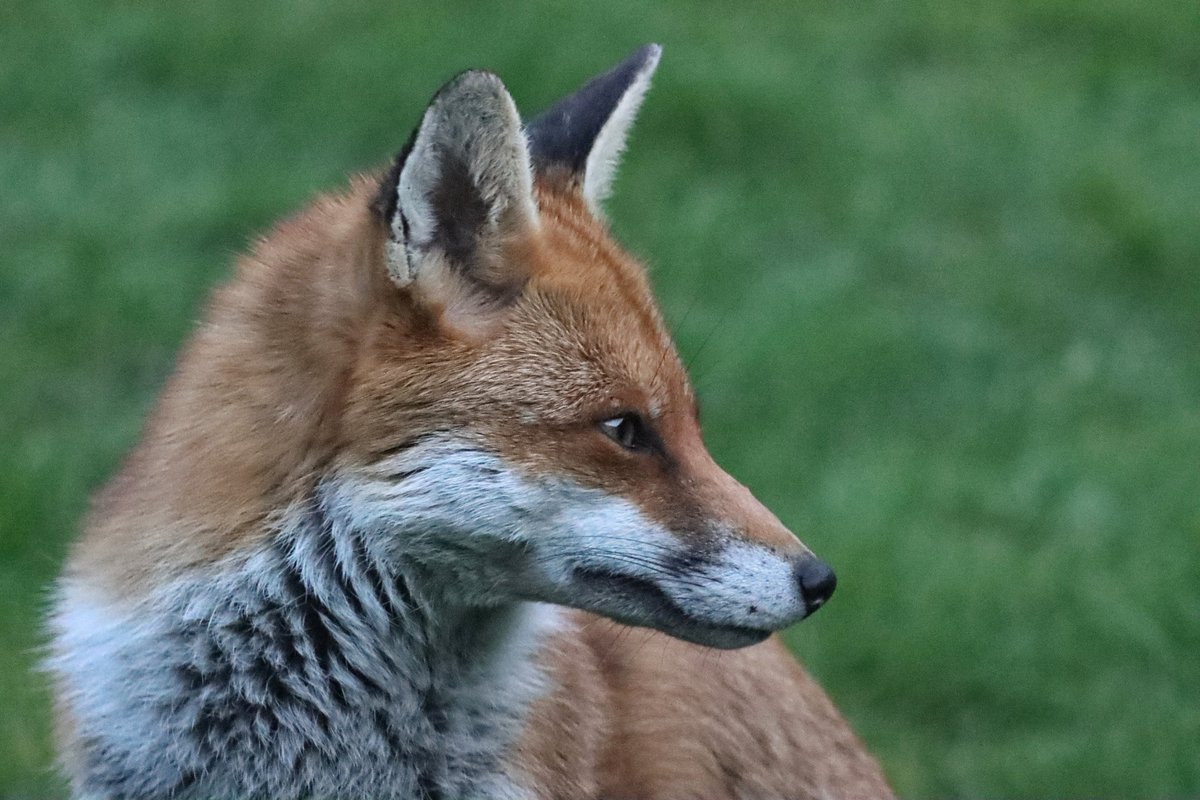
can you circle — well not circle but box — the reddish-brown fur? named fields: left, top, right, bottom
left=65, top=172, right=892, bottom=797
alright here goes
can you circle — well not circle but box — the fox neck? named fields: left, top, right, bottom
left=271, top=490, right=546, bottom=695
left=56, top=486, right=556, bottom=800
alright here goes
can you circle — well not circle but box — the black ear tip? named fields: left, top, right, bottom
left=611, top=43, right=662, bottom=83
left=634, top=43, right=663, bottom=67
left=526, top=44, right=664, bottom=175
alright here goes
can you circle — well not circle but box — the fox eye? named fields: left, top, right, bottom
left=600, top=413, right=649, bottom=452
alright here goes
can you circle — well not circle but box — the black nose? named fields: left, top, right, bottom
left=795, top=557, right=837, bottom=614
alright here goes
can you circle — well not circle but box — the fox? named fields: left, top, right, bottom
left=47, top=45, right=893, bottom=800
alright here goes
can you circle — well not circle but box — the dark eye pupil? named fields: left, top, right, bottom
left=602, top=414, right=644, bottom=450
left=616, top=417, right=635, bottom=447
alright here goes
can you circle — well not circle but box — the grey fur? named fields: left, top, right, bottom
left=51, top=480, right=554, bottom=800
left=51, top=417, right=810, bottom=799
left=386, top=70, right=537, bottom=289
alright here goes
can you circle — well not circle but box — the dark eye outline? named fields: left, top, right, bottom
left=598, top=412, right=655, bottom=453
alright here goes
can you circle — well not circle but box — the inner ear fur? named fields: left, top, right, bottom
left=374, top=70, right=539, bottom=329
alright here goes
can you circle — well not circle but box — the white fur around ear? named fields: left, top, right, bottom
left=582, top=45, right=661, bottom=207
left=384, top=71, right=538, bottom=289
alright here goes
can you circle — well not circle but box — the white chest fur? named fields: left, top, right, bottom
left=49, top=501, right=560, bottom=800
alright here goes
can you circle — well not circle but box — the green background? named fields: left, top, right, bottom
left=3, top=1, right=1198, bottom=796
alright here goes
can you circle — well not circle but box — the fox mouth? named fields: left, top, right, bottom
left=567, top=567, right=773, bottom=650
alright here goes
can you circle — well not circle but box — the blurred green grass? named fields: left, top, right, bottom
left=2, top=0, right=1198, bottom=796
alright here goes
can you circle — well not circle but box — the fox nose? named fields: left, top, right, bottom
left=795, top=557, right=837, bottom=615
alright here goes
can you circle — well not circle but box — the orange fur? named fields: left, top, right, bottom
left=69, top=179, right=388, bottom=597
left=510, top=611, right=893, bottom=799
left=64, top=170, right=891, bottom=797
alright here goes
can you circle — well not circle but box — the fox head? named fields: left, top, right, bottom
left=77, top=46, right=834, bottom=651
left=319, top=44, right=836, bottom=649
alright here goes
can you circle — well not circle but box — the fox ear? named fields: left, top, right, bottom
left=526, top=44, right=661, bottom=210
left=375, top=71, right=538, bottom=315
